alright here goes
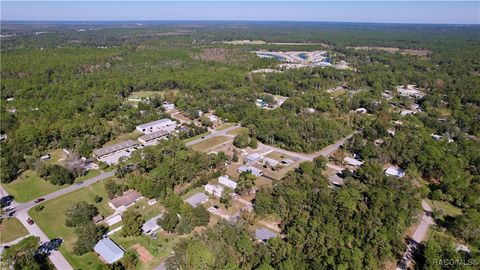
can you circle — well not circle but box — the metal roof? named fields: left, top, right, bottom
left=137, top=119, right=174, bottom=130
left=184, top=192, right=208, bottom=207
left=138, top=130, right=168, bottom=142
left=94, top=238, right=124, bottom=264
left=255, top=228, right=277, bottom=242
left=142, top=213, right=163, bottom=234
left=94, top=140, right=138, bottom=157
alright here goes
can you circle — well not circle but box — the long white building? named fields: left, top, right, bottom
left=136, top=119, right=177, bottom=134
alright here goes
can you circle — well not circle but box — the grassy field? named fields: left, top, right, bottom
left=3, top=170, right=62, bottom=202
left=111, top=232, right=182, bottom=270
left=215, top=123, right=234, bottom=130
left=426, top=199, right=463, bottom=217
left=74, top=169, right=101, bottom=183
left=29, top=181, right=114, bottom=269
left=45, top=148, right=67, bottom=165
left=104, top=131, right=143, bottom=146
left=0, top=218, right=29, bottom=243
left=227, top=127, right=249, bottom=136
left=3, top=169, right=103, bottom=202
left=191, top=136, right=230, bottom=152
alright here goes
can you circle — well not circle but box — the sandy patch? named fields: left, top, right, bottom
left=132, top=244, right=153, bottom=263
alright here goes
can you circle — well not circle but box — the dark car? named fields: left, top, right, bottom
left=8, top=211, right=15, bottom=217
left=0, top=195, right=14, bottom=208
left=201, top=136, right=205, bottom=139
left=34, top=198, right=45, bottom=203
left=27, top=218, right=34, bottom=225
left=75, top=181, right=84, bottom=186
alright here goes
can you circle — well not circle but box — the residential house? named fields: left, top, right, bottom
left=162, top=102, right=175, bottom=111
left=108, top=190, right=142, bottom=211
left=255, top=228, right=278, bottom=243
left=238, top=165, right=263, bottom=176
left=142, top=214, right=163, bottom=235
left=343, top=157, right=363, bottom=167
left=385, top=166, right=405, bottom=178
left=184, top=192, right=209, bottom=208
left=218, top=175, right=237, bottom=189
left=245, top=153, right=262, bottom=165
left=205, top=184, right=224, bottom=198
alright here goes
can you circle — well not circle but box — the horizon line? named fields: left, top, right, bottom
left=2, top=19, right=479, bottom=25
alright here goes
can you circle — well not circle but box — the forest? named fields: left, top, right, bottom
left=1, top=21, right=479, bottom=269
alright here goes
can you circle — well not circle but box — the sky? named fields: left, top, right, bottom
left=1, top=1, right=479, bottom=24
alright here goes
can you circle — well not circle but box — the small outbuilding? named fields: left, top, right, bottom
left=218, top=175, right=237, bottom=189
left=205, top=184, right=224, bottom=198
left=238, top=165, right=263, bottom=176
left=94, top=238, right=124, bottom=264
left=343, top=157, right=363, bottom=167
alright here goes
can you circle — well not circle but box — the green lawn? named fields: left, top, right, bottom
left=0, top=218, right=29, bottom=243
left=3, top=170, right=62, bottom=202
left=227, top=127, right=249, bottom=136
left=426, top=199, right=463, bottom=217
left=3, top=169, right=103, bottom=202
left=111, top=232, right=183, bottom=270
left=45, top=148, right=67, bottom=166
left=29, top=181, right=114, bottom=269
left=104, top=131, right=143, bottom=147
left=74, top=169, right=101, bottom=183
left=191, top=136, right=230, bottom=152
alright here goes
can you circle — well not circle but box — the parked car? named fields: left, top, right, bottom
left=34, top=198, right=45, bottom=203
left=75, top=181, right=84, bottom=186
left=27, top=218, right=34, bottom=225
left=0, top=195, right=14, bottom=208
left=8, top=211, right=15, bottom=217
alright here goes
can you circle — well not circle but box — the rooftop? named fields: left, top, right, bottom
left=138, top=130, right=168, bottom=142
left=109, top=190, right=141, bottom=209
left=255, top=227, right=277, bottom=242
left=137, top=119, right=174, bottom=130
left=94, top=238, right=124, bottom=264
left=184, top=192, right=209, bottom=207
left=94, top=140, right=138, bottom=157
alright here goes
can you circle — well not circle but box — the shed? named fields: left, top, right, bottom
left=184, top=192, right=209, bottom=208
left=92, top=214, right=104, bottom=223
left=94, top=238, right=124, bottom=264
left=328, top=174, right=344, bottom=186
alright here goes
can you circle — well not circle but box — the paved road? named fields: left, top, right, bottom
left=185, top=125, right=238, bottom=147
left=10, top=170, right=115, bottom=213
left=2, top=170, right=115, bottom=270
left=397, top=200, right=435, bottom=270
left=258, top=133, right=355, bottom=162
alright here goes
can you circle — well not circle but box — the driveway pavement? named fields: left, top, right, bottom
left=397, top=200, right=435, bottom=270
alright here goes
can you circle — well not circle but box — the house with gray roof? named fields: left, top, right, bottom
left=94, top=238, right=124, bottom=264
left=138, top=130, right=168, bottom=144
left=184, top=192, right=209, bottom=207
left=142, top=213, right=163, bottom=235
left=93, top=140, right=138, bottom=159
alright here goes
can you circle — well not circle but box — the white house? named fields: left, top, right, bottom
left=136, top=119, right=177, bottom=134
left=400, top=109, right=416, bottom=116
left=205, top=184, right=224, bottom=198
left=184, top=192, right=209, bottom=207
left=162, top=102, right=175, bottom=111
left=262, top=157, right=279, bottom=167
left=245, top=153, right=262, bottom=164
left=385, top=166, right=405, bottom=178
left=218, top=175, right=237, bottom=189
left=208, top=115, right=218, bottom=122
left=343, top=157, right=363, bottom=167
left=238, top=165, right=263, bottom=176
